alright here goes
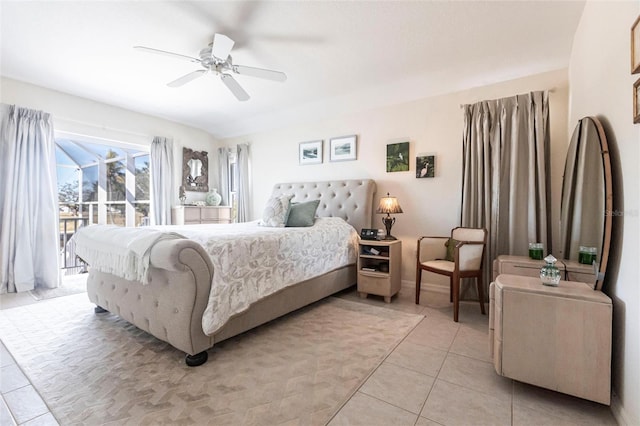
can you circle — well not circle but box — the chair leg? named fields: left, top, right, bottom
left=449, top=277, right=453, bottom=303
left=415, top=268, right=422, bottom=304
left=452, top=272, right=460, bottom=322
left=476, top=274, right=486, bottom=315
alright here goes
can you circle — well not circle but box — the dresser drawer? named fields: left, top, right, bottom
left=184, top=207, right=201, bottom=222
left=172, top=206, right=232, bottom=225
left=200, top=207, right=226, bottom=220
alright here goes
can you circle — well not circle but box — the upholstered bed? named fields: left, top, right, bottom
left=81, top=179, right=376, bottom=365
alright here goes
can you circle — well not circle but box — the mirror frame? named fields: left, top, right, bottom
left=560, top=117, right=612, bottom=291
left=182, top=147, right=209, bottom=192
left=595, top=117, right=613, bottom=291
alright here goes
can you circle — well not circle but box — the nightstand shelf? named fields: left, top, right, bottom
left=357, top=239, right=401, bottom=303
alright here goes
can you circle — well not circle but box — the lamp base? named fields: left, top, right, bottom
left=381, top=216, right=397, bottom=241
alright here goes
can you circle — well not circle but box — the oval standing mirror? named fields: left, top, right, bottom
left=559, top=117, right=612, bottom=291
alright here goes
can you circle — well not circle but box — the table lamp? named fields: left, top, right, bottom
left=376, top=193, right=403, bottom=240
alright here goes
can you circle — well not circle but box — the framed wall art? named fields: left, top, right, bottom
left=416, top=154, right=435, bottom=178
left=329, top=135, right=357, bottom=162
left=633, top=15, right=640, bottom=74
left=386, top=141, right=409, bottom=172
left=299, top=140, right=323, bottom=165
left=634, top=78, right=640, bottom=124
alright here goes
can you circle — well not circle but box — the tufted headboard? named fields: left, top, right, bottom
left=270, top=179, right=377, bottom=233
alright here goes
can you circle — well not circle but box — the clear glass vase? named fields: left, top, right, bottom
left=540, top=254, right=561, bottom=286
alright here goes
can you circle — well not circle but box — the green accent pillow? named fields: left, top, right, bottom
left=286, top=200, right=320, bottom=227
left=445, top=238, right=459, bottom=262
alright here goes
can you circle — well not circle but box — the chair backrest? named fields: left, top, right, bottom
left=451, top=227, right=487, bottom=271
left=452, top=227, right=486, bottom=242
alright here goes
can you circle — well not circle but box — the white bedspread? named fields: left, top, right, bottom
left=165, top=217, right=359, bottom=335
left=74, top=226, right=185, bottom=284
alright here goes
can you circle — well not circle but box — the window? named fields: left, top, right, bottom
left=134, top=154, right=150, bottom=226
left=55, top=137, right=149, bottom=228
left=228, top=150, right=238, bottom=221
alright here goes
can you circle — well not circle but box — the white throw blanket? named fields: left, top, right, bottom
left=74, top=225, right=184, bottom=284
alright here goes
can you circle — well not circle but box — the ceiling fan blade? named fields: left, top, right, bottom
left=133, top=46, right=201, bottom=64
left=212, top=33, right=235, bottom=60
left=220, top=74, right=249, bottom=101
left=167, top=70, right=206, bottom=87
left=233, top=65, right=287, bottom=82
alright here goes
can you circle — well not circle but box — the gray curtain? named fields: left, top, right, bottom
left=217, top=147, right=230, bottom=207
left=0, top=104, right=60, bottom=292
left=461, top=91, right=550, bottom=298
left=236, top=143, right=251, bottom=222
left=150, top=136, right=173, bottom=225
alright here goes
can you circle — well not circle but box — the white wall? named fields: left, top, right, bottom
left=569, top=2, right=640, bottom=424
left=0, top=78, right=220, bottom=206
left=222, top=69, right=569, bottom=286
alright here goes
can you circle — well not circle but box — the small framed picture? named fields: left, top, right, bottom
left=299, top=140, right=323, bottom=165
left=634, top=78, right=640, bottom=124
left=329, top=135, right=357, bottom=162
left=633, top=15, right=640, bottom=74
left=416, top=154, right=435, bottom=178
left=386, top=141, right=410, bottom=172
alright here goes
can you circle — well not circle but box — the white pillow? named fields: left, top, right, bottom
left=258, top=194, right=293, bottom=227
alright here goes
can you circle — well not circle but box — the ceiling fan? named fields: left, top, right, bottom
left=134, top=33, right=287, bottom=101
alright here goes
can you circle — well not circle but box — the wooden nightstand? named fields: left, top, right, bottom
left=357, top=239, right=401, bottom=303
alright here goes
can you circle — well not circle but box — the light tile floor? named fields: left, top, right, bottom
left=329, top=288, right=618, bottom=426
left=0, top=285, right=618, bottom=426
left=0, top=341, right=57, bottom=425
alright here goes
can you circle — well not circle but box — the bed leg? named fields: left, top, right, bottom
left=185, top=351, right=208, bottom=367
left=94, top=305, right=108, bottom=314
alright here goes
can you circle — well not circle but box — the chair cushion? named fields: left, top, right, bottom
left=444, top=238, right=459, bottom=262
left=422, top=260, right=455, bottom=273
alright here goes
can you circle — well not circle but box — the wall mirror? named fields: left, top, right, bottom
left=182, top=147, right=209, bottom=192
left=559, top=116, right=612, bottom=291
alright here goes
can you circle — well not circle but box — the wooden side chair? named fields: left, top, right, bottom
left=415, top=227, right=487, bottom=322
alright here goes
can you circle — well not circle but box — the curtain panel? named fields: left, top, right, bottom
left=217, top=147, right=230, bottom=207
left=0, top=104, right=60, bottom=293
left=236, top=144, right=251, bottom=223
left=150, top=136, right=174, bottom=225
left=461, top=91, right=550, bottom=299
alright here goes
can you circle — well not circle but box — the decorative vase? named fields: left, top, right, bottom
left=205, top=189, right=222, bottom=206
left=540, top=254, right=561, bottom=286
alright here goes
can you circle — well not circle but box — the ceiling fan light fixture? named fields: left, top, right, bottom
left=135, top=32, right=286, bottom=102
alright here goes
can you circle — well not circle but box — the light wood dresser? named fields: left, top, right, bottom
left=171, top=205, right=232, bottom=225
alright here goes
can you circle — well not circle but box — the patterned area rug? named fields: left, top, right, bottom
left=0, top=293, right=422, bottom=425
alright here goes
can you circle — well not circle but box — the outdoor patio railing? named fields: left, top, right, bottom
left=59, top=217, right=88, bottom=270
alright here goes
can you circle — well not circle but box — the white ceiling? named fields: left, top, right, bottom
left=0, top=1, right=585, bottom=139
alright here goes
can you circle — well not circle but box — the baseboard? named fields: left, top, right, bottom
left=611, top=390, right=637, bottom=426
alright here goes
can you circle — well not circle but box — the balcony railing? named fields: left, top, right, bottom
left=59, top=217, right=88, bottom=271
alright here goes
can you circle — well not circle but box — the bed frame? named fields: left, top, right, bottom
left=86, top=179, right=376, bottom=366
